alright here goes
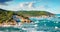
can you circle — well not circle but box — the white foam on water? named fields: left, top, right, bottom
left=13, top=23, right=22, bottom=28
left=22, top=28, right=37, bottom=32
left=22, top=28, right=27, bottom=30
left=55, top=26, right=58, bottom=29
left=34, top=24, right=38, bottom=27
left=55, top=22, right=59, bottom=23
left=35, top=21, right=39, bottom=23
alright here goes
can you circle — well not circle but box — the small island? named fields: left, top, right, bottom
left=0, top=9, right=55, bottom=26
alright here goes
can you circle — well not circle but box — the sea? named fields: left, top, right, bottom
left=0, top=14, right=60, bottom=32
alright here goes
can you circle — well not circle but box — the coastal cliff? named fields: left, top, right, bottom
left=0, top=9, right=54, bottom=24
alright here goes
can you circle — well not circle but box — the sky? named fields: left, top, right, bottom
left=0, top=0, right=60, bottom=14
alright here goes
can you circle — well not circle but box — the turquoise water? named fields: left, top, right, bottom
left=0, top=15, right=60, bottom=32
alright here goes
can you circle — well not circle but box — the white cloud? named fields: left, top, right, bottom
left=0, top=2, right=55, bottom=12
left=0, top=2, right=35, bottom=11
left=28, top=2, right=34, bottom=8
left=0, top=1, right=50, bottom=11
left=0, top=2, right=60, bottom=14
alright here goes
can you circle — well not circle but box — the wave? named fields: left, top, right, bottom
left=0, top=16, right=60, bottom=32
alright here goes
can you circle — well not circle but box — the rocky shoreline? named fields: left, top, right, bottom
left=0, top=15, right=55, bottom=26
left=0, top=15, right=33, bottom=26
left=0, top=9, right=55, bottom=26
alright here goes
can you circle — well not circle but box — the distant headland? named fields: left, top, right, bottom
left=0, top=9, right=55, bottom=26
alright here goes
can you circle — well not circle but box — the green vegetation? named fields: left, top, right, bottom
left=0, top=9, right=14, bottom=23
left=17, top=11, right=54, bottom=16
left=0, top=9, right=54, bottom=23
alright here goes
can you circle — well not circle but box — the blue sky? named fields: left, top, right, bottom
left=0, top=0, right=60, bottom=14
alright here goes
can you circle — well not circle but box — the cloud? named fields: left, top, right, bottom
left=0, top=1, right=60, bottom=14
left=0, top=2, right=50, bottom=11
left=0, top=2, right=35, bottom=11
left=0, top=0, right=46, bottom=11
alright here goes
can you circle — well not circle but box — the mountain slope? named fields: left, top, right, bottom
left=17, top=11, right=54, bottom=17
left=0, top=9, right=54, bottom=23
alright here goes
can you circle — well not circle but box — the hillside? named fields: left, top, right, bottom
left=17, top=11, right=54, bottom=17
left=0, top=9, right=54, bottom=23
left=0, top=9, right=14, bottom=22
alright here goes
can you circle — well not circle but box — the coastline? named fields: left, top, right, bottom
left=0, top=9, right=55, bottom=27
left=0, top=15, right=55, bottom=26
